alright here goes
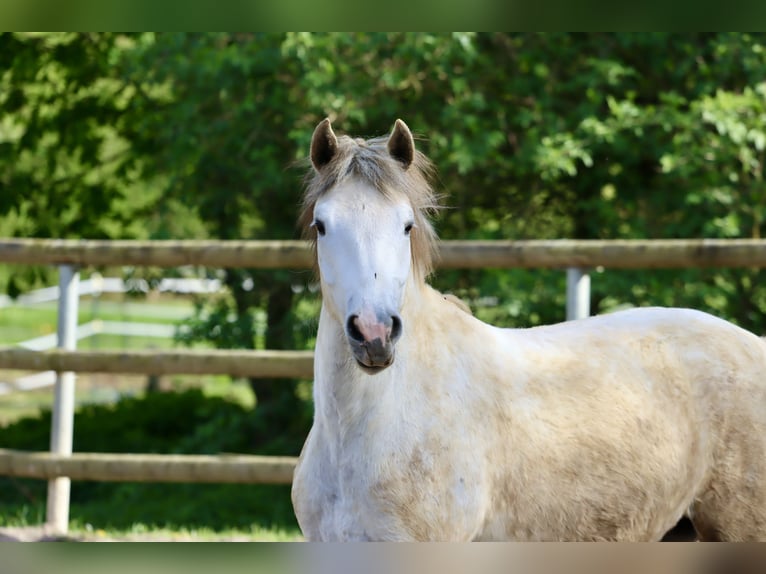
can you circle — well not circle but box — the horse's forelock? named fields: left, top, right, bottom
left=299, top=133, right=440, bottom=280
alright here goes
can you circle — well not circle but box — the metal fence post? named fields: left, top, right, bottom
left=46, top=264, right=79, bottom=535
left=566, top=267, right=591, bottom=321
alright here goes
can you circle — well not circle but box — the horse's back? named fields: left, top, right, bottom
left=514, top=306, right=766, bottom=450
left=519, top=306, right=765, bottom=388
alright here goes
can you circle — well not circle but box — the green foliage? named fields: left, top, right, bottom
left=0, top=33, right=161, bottom=295
left=1, top=386, right=309, bottom=459
left=0, top=388, right=300, bottom=532
left=6, top=32, right=766, bottom=328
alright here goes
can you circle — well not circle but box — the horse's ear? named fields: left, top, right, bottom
left=387, top=119, right=414, bottom=169
left=310, top=118, right=338, bottom=171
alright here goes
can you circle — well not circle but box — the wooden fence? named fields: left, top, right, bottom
left=0, top=449, right=296, bottom=484
left=0, top=348, right=314, bottom=379
left=3, top=237, right=766, bottom=268
left=1, top=237, right=766, bottom=533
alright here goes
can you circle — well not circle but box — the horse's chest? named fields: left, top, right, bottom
left=321, top=442, right=486, bottom=540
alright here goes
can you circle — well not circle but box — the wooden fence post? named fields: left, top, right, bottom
left=46, top=264, right=79, bottom=535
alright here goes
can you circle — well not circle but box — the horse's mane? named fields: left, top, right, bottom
left=299, top=133, right=440, bottom=280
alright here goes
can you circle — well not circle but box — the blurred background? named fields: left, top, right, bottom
left=1, top=32, right=765, bottom=539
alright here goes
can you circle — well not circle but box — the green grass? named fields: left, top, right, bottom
left=70, top=523, right=303, bottom=542
left=81, top=333, right=196, bottom=350
left=0, top=504, right=302, bottom=541
left=0, top=306, right=60, bottom=344
left=0, top=294, right=221, bottom=428
left=0, top=294, right=204, bottom=424
left=87, top=297, right=197, bottom=322
left=0, top=296, right=196, bottom=346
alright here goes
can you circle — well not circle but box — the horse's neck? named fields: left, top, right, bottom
left=313, top=279, right=434, bottom=420
left=313, top=302, right=407, bottom=397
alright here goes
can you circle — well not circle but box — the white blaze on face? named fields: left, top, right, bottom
left=313, top=178, right=414, bottom=334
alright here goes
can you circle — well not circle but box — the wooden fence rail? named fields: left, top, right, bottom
left=0, top=347, right=314, bottom=378
left=2, top=238, right=766, bottom=269
left=3, top=236, right=766, bottom=534
left=0, top=449, right=296, bottom=484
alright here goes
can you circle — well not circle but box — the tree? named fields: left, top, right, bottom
left=278, top=33, right=766, bottom=330
left=116, top=33, right=320, bottom=446
left=0, top=33, right=152, bottom=295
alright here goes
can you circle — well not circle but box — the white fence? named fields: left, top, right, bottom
left=1, top=320, right=176, bottom=394
left=0, top=275, right=216, bottom=394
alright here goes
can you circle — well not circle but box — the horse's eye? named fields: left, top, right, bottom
left=404, top=222, right=414, bottom=235
left=313, top=219, right=326, bottom=236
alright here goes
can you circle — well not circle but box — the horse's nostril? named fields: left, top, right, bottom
left=390, top=315, right=402, bottom=342
left=347, top=315, right=365, bottom=343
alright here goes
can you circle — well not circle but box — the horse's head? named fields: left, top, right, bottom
left=302, top=118, right=438, bottom=374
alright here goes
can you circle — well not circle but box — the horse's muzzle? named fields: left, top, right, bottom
left=346, top=312, right=402, bottom=374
